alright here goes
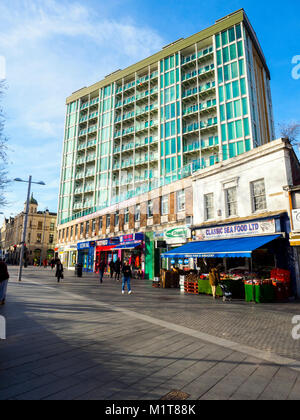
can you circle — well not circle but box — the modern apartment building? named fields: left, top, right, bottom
left=57, top=9, right=275, bottom=276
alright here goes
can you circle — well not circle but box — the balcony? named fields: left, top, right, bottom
left=182, top=63, right=214, bottom=82
left=122, top=142, right=134, bottom=152
left=79, top=115, right=88, bottom=123
left=76, top=157, right=85, bottom=165
left=181, top=45, right=213, bottom=66
left=73, top=202, right=83, bottom=210
left=86, top=154, right=96, bottom=163
left=182, top=81, right=215, bottom=100
left=90, top=98, right=99, bottom=107
left=183, top=122, right=199, bottom=135
left=200, top=117, right=218, bottom=131
left=88, top=125, right=98, bottom=134
left=85, top=170, right=95, bottom=178
left=87, top=139, right=97, bottom=148
left=89, top=111, right=99, bottom=120
left=79, top=129, right=88, bottom=137
left=121, top=159, right=134, bottom=169
left=183, top=141, right=200, bottom=153
left=75, top=172, right=85, bottom=180
left=84, top=185, right=94, bottom=193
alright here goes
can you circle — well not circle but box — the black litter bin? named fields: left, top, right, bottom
left=75, top=263, right=83, bottom=277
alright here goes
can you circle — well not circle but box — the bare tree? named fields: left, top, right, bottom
left=0, top=80, right=9, bottom=208
left=279, top=121, right=300, bottom=147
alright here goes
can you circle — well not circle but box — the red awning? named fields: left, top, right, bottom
left=96, top=245, right=117, bottom=252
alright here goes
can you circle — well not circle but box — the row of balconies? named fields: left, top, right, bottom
left=181, top=45, right=213, bottom=66
left=115, top=71, right=159, bottom=95
left=80, top=97, right=100, bottom=110
left=182, top=117, right=218, bottom=135
left=182, top=98, right=217, bottom=117
left=114, top=119, right=158, bottom=139
left=114, top=103, right=158, bottom=124
left=77, top=139, right=97, bottom=151
left=181, top=63, right=215, bottom=83
left=115, top=87, right=158, bottom=109
left=182, top=81, right=216, bottom=99
left=79, top=111, right=99, bottom=123
left=113, top=136, right=159, bottom=154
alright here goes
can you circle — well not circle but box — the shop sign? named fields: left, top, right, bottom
left=171, top=259, right=176, bottom=265
left=164, top=227, right=191, bottom=244
left=178, top=259, right=183, bottom=265
left=184, top=259, right=189, bottom=265
left=292, top=209, right=300, bottom=231
left=120, top=233, right=144, bottom=244
left=96, top=239, right=110, bottom=247
left=195, top=219, right=276, bottom=240
left=77, top=241, right=91, bottom=250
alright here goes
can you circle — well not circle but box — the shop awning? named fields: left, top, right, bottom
left=161, top=234, right=281, bottom=259
left=97, top=245, right=117, bottom=252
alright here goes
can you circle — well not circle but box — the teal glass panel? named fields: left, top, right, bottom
left=176, top=84, right=180, bottom=100
left=220, top=104, right=225, bottom=122
left=234, top=99, right=241, bottom=117
left=178, top=155, right=182, bottom=169
left=222, top=145, right=228, bottom=160
left=232, top=80, right=239, bottom=98
left=170, top=70, right=175, bottom=85
left=165, top=122, right=170, bottom=138
left=171, top=103, right=176, bottom=119
left=235, top=120, right=243, bottom=138
left=221, top=124, right=227, bottom=142
left=224, top=65, right=230, bottom=82
left=160, top=91, right=164, bottom=105
left=170, top=55, right=175, bottom=69
left=243, top=118, right=250, bottom=136
left=237, top=41, right=244, bottom=57
left=219, top=86, right=224, bottom=102
left=221, top=31, right=228, bottom=46
left=240, top=78, right=246, bottom=95
left=245, top=138, right=251, bottom=151
left=160, top=60, right=164, bottom=73
left=170, top=86, right=175, bottom=101
left=171, top=138, right=176, bottom=154
left=160, top=142, right=164, bottom=157
left=160, top=75, right=164, bottom=89
left=165, top=139, right=170, bottom=155
left=215, top=136, right=219, bottom=145
left=176, top=53, right=179, bottom=67
left=171, top=157, right=176, bottom=171
left=176, top=68, right=180, bottom=82
left=164, top=72, right=170, bottom=87
left=177, top=137, right=181, bottom=152
left=177, top=119, right=181, bottom=133
left=229, top=142, right=236, bottom=158
left=237, top=141, right=245, bottom=155
left=171, top=120, right=176, bottom=136
left=226, top=102, right=233, bottom=120
left=242, top=97, right=248, bottom=115
left=217, top=50, right=222, bottom=65
left=160, top=124, right=164, bottom=139
left=231, top=61, right=238, bottom=79
left=164, top=57, right=170, bottom=71
left=228, top=27, right=235, bottom=43
left=236, top=24, right=242, bottom=39
left=225, top=83, right=232, bottom=100
left=228, top=122, right=235, bottom=140
left=166, top=158, right=171, bottom=174
left=218, top=67, right=223, bottom=83
left=216, top=33, right=221, bottom=49
left=176, top=101, right=180, bottom=117
left=223, top=46, right=229, bottom=63
left=239, top=59, right=245, bottom=76
left=229, top=44, right=237, bottom=60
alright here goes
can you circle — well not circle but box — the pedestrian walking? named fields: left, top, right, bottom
left=114, top=258, right=121, bottom=281
left=99, top=259, right=106, bottom=284
left=50, top=258, right=55, bottom=270
left=0, top=258, right=9, bottom=305
left=121, top=260, right=132, bottom=295
left=43, top=258, right=48, bottom=268
left=55, top=259, right=64, bottom=283
left=109, top=259, right=115, bottom=279
left=209, top=265, right=220, bottom=299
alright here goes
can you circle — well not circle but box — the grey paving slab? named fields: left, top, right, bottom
left=1, top=266, right=300, bottom=400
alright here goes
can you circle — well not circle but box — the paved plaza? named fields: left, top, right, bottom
left=1, top=266, right=300, bottom=400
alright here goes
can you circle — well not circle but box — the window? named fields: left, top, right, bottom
left=225, top=187, right=237, bottom=217
left=80, top=223, right=84, bottom=234
left=106, top=215, right=111, bottom=228
left=37, top=233, right=42, bottom=243
left=251, top=179, right=266, bottom=212
left=147, top=200, right=153, bottom=218
left=38, top=221, right=43, bottom=230
left=177, top=190, right=185, bottom=212
left=161, top=195, right=169, bottom=215
left=75, top=225, right=78, bottom=237
left=204, top=193, right=214, bottom=220
left=135, top=204, right=140, bottom=222
left=49, top=234, right=54, bottom=244
left=124, top=208, right=129, bottom=224
left=85, top=221, right=89, bottom=234
left=92, top=219, right=96, bottom=232
left=115, top=211, right=119, bottom=226
left=50, top=222, right=55, bottom=231
left=99, top=216, right=103, bottom=230
left=71, top=226, right=73, bottom=237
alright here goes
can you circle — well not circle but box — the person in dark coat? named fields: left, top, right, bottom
left=121, top=260, right=132, bottom=295
left=109, top=259, right=115, bottom=279
left=114, top=258, right=121, bottom=281
left=99, top=260, right=106, bottom=284
left=0, top=258, right=9, bottom=305
left=55, top=259, right=64, bottom=283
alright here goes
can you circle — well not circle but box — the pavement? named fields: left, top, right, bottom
left=0, top=266, right=300, bottom=400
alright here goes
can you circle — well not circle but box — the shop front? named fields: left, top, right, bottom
left=95, top=237, right=120, bottom=274
left=161, top=216, right=293, bottom=302
left=113, top=233, right=145, bottom=278
left=162, top=226, right=192, bottom=270
left=77, top=241, right=95, bottom=272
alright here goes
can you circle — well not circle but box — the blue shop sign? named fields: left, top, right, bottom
left=77, top=241, right=96, bottom=250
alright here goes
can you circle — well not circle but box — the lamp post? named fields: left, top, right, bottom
left=14, top=177, right=46, bottom=281
left=39, top=208, right=49, bottom=267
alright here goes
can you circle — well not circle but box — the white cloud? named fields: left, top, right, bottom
left=0, top=0, right=166, bottom=217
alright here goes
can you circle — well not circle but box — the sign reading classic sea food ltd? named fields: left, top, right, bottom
left=195, top=219, right=276, bottom=240
left=164, top=227, right=191, bottom=244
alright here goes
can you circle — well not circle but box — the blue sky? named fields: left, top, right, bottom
left=0, top=0, right=299, bottom=220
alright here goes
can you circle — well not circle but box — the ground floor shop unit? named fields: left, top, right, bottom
left=77, top=241, right=95, bottom=272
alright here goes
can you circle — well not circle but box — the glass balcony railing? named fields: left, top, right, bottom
left=182, top=63, right=214, bottom=82
left=181, top=45, right=213, bottom=65
left=87, top=139, right=97, bottom=148
left=182, top=81, right=215, bottom=99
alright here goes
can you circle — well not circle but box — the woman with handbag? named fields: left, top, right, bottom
left=0, top=258, right=9, bottom=305
left=55, top=259, right=64, bottom=283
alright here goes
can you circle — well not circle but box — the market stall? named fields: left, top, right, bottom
left=161, top=234, right=291, bottom=302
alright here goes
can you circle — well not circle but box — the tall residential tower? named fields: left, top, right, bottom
left=57, top=9, right=275, bottom=274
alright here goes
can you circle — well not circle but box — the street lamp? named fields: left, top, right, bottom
left=14, top=176, right=46, bottom=281
left=39, top=208, right=49, bottom=267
